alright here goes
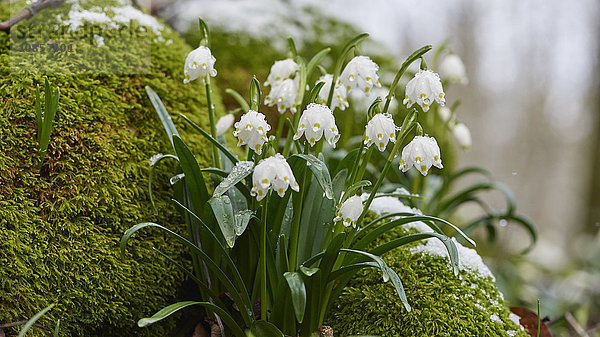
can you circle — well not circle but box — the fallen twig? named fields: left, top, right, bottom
left=0, top=0, right=65, bottom=33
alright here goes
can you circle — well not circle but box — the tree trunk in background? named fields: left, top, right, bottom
left=585, top=31, right=600, bottom=234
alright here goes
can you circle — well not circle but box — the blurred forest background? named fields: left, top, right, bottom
left=144, top=0, right=600, bottom=332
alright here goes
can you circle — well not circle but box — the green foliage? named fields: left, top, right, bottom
left=328, top=226, right=529, bottom=337
left=0, top=2, right=225, bottom=336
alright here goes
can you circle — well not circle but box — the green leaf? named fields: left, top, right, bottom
left=225, top=88, right=250, bottom=113
left=138, top=301, right=246, bottom=337
left=213, top=161, right=254, bottom=197
left=341, top=180, right=371, bottom=203
left=53, top=319, right=60, bottom=337
left=319, top=233, right=345, bottom=283
left=284, top=272, right=307, bottom=323
left=148, top=154, right=179, bottom=214
left=208, top=195, right=236, bottom=247
left=234, top=210, right=253, bottom=236
left=300, top=265, right=319, bottom=277
left=173, top=135, right=209, bottom=214
left=250, top=320, right=284, bottom=337
left=331, top=169, right=347, bottom=204
left=306, top=48, right=331, bottom=79
left=307, top=81, right=326, bottom=104
left=334, top=148, right=359, bottom=176
left=293, top=154, right=333, bottom=199
left=370, top=232, right=460, bottom=275
left=198, top=18, right=211, bottom=47
left=17, top=303, right=55, bottom=337
left=341, top=249, right=411, bottom=312
left=179, top=113, right=239, bottom=164
left=250, top=76, right=261, bottom=111
left=384, top=45, right=432, bottom=113
left=146, top=86, right=179, bottom=150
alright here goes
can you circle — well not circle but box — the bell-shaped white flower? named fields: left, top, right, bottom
left=251, top=153, right=299, bottom=201
left=265, top=59, right=299, bottom=87
left=233, top=110, right=271, bottom=154
left=403, top=70, right=445, bottom=112
left=183, top=46, right=217, bottom=84
left=437, top=106, right=453, bottom=123
left=293, top=103, right=340, bottom=147
left=399, top=135, right=443, bottom=176
left=334, top=195, right=363, bottom=228
left=215, top=114, right=235, bottom=137
left=316, top=74, right=349, bottom=111
left=439, top=54, right=468, bottom=85
left=265, top=78, right=298, bottom=114
left=340, top=56, right=381, bottom=95
left=452, top=122, right=472, bottom=149
left=364, top=113, right=397, bottom=151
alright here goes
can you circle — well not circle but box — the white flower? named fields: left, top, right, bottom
left=399, top=136, right=443, bottom=176
left=316, top=74, right=349, bottom=111
left=233, top=110, right=271, bottom=154
left=334, top=195, right=363, bottom=228
left=452, top=122, right=472, bottom=149
left=215, top=114, right=235, bottom=137
left=340, top=56, right=381, bottom=95
left=364, top=113, right=397, bottom=151
left=437, top=106, right=453, bottom=123
left=293, top=103, right=340, bottom=147
left=265, top=78, right=298, bottom=114
left=403, top=70, right=445, bottom=112
left=183, top=46, right=217, bottom=84
left=438, top=54, right=468, bottom=85
left=251, top=153, right=299, bottom=201
left=265, top=59, right=299, bottom=87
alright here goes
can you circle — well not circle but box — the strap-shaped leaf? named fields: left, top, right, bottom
left=17, top=303, right=55, bottom=337
left=173, top=135, right=209, bottom=214
left=341, top=249, right=411, bottom=312
left=146, top=86, right=179, bottom=150
left=208, top=195, right=236, bottom=247
left=284, top=272, right=307, bottom=323
left=225, top=88, right=250, bottom=113
left=306, top=47, right=331, bottom=79
left=340, top=180, right=371, bottom=203
left=148, top=154, right=179, bottom=214
left=213, top=161, right=254, bottom=197
left=138, top=301, right=245, bottom=337
left=292, top=154, right=333, bottom=199
left=250, top=320, right=284, bottom=337
left=179, top=113, right=239, bottom=164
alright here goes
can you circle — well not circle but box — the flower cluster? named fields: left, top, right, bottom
left=264, top=59, right=299, bottom=113
left=403, top=70, right=445, bottom=112
left=183, top=46, right=217, bottom=84
left=251, top=154, right=299, bottom=201
left=233, top=110, right=270, bottom=154
left=294, top=103, right=340, bottom=147
left=399, top=135, right=443, bottom=176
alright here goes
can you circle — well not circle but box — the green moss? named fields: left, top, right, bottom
left=0, top=2, right=223, bottom=336
left=328, top=225, right=528, bottom=337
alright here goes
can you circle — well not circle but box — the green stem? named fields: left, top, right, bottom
left=348, top=138, right=365, bottom=187
left=354, top=147, right=374, bottom=184
left=205, top=77, right=221, bottom=169
left=357, top=124, right=416, bottom=224
left=260, top=198, right=268, bottom=320
left=275, top=112, right=287, bottom=151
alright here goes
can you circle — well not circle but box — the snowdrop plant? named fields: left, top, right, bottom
left=121, top=21, right=489, bottom=337
left=34, top=78, right=60, bottom=171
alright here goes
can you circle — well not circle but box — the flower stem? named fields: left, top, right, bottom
left=260, top=198, right=268, bottom=320
left=275, top=112, right=287, bottom=151
left=357, top=123, right=415, bottom=224
left=205, top=77, right=221, bottom=169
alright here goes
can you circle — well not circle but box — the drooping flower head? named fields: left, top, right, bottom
left=293, top=103, right=340, bottom=147
left=265, top=78, right=298, bottom=114
left=403, top=70, right=445, bottom=112
left=334, top=195, right=363, bottom=228
left=452, top=122, right=472, bottom=149
left=215, top=114, right=235, bottom=137
left=265, top=59, right=299, bottom=87
left=316, top=74, right=349, bottom=111
left=438, top=54, right=468, bottom=85
left=364, top=113, right=397, bottom=151
left=437, top=106, right=453, bottom=123
left=233, top=110, right=271, bottom=154
left=183, top=46, right=217, bottom=84
left=340, top=56, right=381, bottom=95
left=399, top=135, right=443, bottom=176
left=251, top=153, right=299, bottom=201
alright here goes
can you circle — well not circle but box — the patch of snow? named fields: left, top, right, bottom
left=490, top=313, right=502, bottom=323
left=509, top=313, right=521, bottom=326
left=93, top=34, right=104, bottom=47
left=112, top=5, right=164, bottom=35
left=507, top=330, right=518, bottom=337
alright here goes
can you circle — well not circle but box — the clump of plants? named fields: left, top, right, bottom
left=121, top=19, right=534, bottom=337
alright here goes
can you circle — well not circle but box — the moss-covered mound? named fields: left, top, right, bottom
left=328, top=199, right=527, bottom=337
left=0, top=1, right=221, bottom=336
